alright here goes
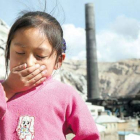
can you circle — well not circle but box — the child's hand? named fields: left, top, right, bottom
left=2, top=63, right=47, bottom=101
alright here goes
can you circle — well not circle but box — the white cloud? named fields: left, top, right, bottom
left=97, top=15, right=140, bottom=62
left=110, top=15, right=140, bottom=39
left=97, top=30, right=140, bottom=62
left=62, top=16, right=140, bottom=62
left=71, top=51, right=86, bottom=60
left=62, top=24, right=86, bottom=59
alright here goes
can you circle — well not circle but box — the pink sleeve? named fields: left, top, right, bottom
left=0, top=83, right=7, bottom=120
left=65, top=89, right=100, bottom=140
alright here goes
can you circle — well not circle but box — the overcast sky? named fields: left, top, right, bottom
left=0, top=0, right=140, bottom=62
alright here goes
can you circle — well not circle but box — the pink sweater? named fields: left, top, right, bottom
left=0, top=77, right=100, bottom=140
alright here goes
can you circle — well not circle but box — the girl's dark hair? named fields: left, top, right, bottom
left=5, top=11, right=65, bottom=75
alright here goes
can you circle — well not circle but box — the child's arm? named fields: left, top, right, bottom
left=0, top=83, right=7, bottom=119
left=65, top=89, right=100, bottom=140
left=2, top=63, right=47, bottom=101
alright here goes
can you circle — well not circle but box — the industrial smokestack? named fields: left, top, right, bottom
left=85, top=3, right=100, bottom=101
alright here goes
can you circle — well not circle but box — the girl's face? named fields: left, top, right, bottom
left=9, top=27, right=64, bottom=76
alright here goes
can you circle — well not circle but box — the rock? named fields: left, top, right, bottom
left=98, top=59, right=140, bottom=98
left=0, top=19, right=9, bottom=79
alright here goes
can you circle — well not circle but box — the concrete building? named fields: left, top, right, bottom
left=86, top=102, right=105, bottom=119
left=118, top=118, right=139, bottom=132
left=95, top=114, right=121, bottom=140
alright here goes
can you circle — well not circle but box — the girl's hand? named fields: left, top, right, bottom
left=2, top=63, right=47, bottom=101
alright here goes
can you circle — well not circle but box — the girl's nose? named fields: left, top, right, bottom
left=26, top=55, right=36, bottom=67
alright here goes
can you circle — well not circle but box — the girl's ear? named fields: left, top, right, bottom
left=54, top=53, right=66, bottom=70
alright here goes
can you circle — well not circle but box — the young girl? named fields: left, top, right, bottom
left=0, top=11, right=100, bottom=140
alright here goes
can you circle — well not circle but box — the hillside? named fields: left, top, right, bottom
left=58, top=59, right=140, bottom=99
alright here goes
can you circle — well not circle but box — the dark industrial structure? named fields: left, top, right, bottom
left=85, top=3, right=140, bottom=122
left=85, top=3, right=100, bottom=101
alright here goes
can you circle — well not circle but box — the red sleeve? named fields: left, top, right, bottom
left=0, top=83, right=7, bottom=119
left=65, top=88, right=100, bottom=140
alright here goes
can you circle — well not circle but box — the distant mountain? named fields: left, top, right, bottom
left=58, top=59, right=140, bottom=100
left=0, top=19, right=140, bottom=100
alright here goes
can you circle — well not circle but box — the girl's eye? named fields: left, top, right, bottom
left=16, top=52, right=25, bottom=55
left=36, top=55, right=47, bottom=60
